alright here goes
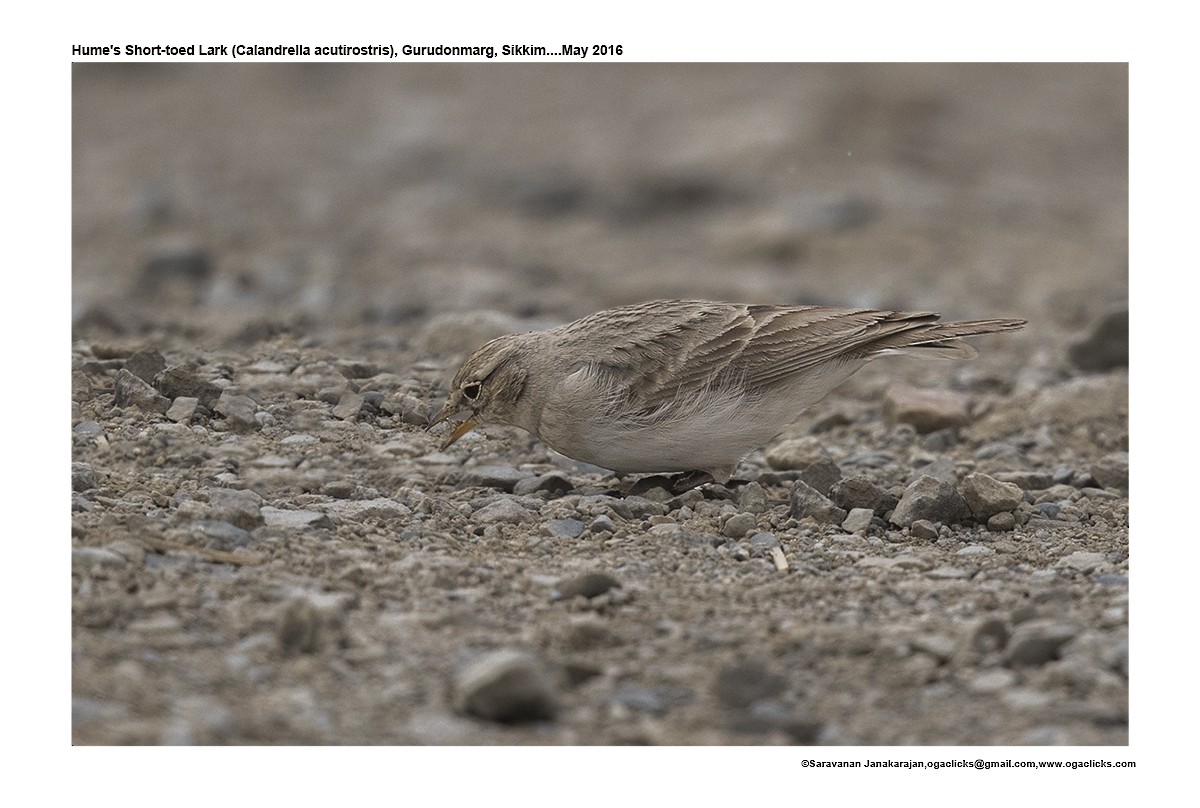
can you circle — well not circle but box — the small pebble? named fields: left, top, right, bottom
left=455, top=649, right=558, bottom=723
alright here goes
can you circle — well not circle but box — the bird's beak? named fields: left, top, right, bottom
left=427, top=402, right=479, bottom=449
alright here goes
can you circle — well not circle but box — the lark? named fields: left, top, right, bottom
left=429, top=300, right=1024, bottom=485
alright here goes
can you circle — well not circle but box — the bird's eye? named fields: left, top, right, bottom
left=462, top=382, right=482, bottom=400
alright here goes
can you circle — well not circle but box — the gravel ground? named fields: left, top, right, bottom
left=71, top=63, right=1128, bottom=745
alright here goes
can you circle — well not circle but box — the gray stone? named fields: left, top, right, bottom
left=213, top=391, right=259, bottom=432
left=462, top=465, right=532, bottom=493
left=712, top=663, right=786, bottom=708
left=261, top=507, right=334, bottom=529
left=606, top=683, right=695, bottom=716
left=590, top=514, right=617, bottom=534
left=908, top=457, right=957, bottom=485
left=72, top=546, right=128, bottom=572
left=124, top=348, right=166, bottom=384
left=187, top=520, right=253, bottom=549
left=735, top=481, right=769, bottom=514
left=473, top=499, right=536, bottom=524
left=910, top=520, right=939, bottom=540
left=331, top=391, right=366, bottom=420
left=960, top=472, right=1024, bottom=520
left=513, top=473, right=574, bottom=497
left=890, top=475, right=971, bottom=527
left=1091, top=452, right=1129, bottom=492
left=381, top=392, right=431, bottom=426
left=277, top=593, right=351, bottom=655
left=764, top=436, right=830, bottom=471
left=166, top=396, right=199, bottom=423
left=841, top=507, right=874, bottom=533
left=722, top=512, right=757, bottom=539
left=1068, top=307, right=1127, bottom=371
left=957, top=544, right=995, bottom=557
left=205, top=488, right=264, bottom=531
left=455, top=649, right=558, bottom=723
left=737, top=701, right=823, bottom=743
left=545, top=518, right=586, bottom=538
left=987, top=511, right=1016, bottom=532
left=992, top=470, right=1055, bottom=490
left=748, top=532, right=778, bottom=551
left=113, top=368, right=170, bottom=414
left=829, top=475, right=897, bottom=516
left=788, top=480, right=847, bottom=524
left=796, top=458, right=841, bottom=497
left=72, top=370, right=94, bottom=402
left=967, top=616, right=1011, bottom=654
left=1056, top=551, right=1109, bottom=574
left=72, top=462, right=99, bottom=492
left=552, top=571, right=621, bottom=600
left=1005, top=619, right=1079, bottom=667
left=883, top=384, right=971, bottom=433
left=154, top=365, right=222, bottom=408
left=319, top=498, right=412, bottom=521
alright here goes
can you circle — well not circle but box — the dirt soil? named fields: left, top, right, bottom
left=71, top=63, right=1128, bottom=745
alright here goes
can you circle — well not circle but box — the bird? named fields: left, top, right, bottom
left=428, top=300, right=1024, bottom=485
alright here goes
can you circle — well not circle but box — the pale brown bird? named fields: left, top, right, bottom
left=429, top=300, right=1024, bottom=484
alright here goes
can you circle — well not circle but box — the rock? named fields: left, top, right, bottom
left=124, top=348, right=167, bottom=384
left=513, top=473, right=575, bottom=497
left=722, top=512, right=757, bottom=539
left=205, top=488, right=264, bottom=531
left=552, top=571, right=621, bottom=600
left=113, top=369, right=170, bottom=414
left=957, top=544, right=995, bottom=557
left=797, top=458, right=841, bottom=496
left=277, top=593, right=351, bottom=655
left=561, top=617, right=622, bottom=651
left=1056, top=551, right=1109, bottom=574
left=545, top=518, right=586, bottom=538
left=72, top=546, right=128, bottom=572
left=261, top=507, right=334, bottom=529
left=967, top=668, right=1018, bottom=694
left=1068, top=308, right=1128, bottom=371
left=991, top=470, right=1054, bottom=490
left=1091, top=452, right=1129, bottom=492
left=735, top=481, right=768, bottom=514
left=381, top=392, right=431, bottom=426
left=908, top=457, right=957, bottom=485
left=966, top=616, right=1010, bottom=654
left=186, top=520, right=253, bottom=549
left=213, top=391, right=259, bottom=432
left=590, top=514, right=617, bottom=534
left=166, top=396, right=199, bottom=423
left=960, top=472, right=1024, bottom=520
left=883, top=384, right=971, bottom=433
left=332, top=391, right=366, bottom=420
left=318, top=498, right=412, bottom=521
left=455, top=650, right=557, bottom=722
left=987, top=511, right=1016, bottom=532
left=788, top=480, right=846, bottom=524
left=473, top=499, right=536, bottom=525
left=1005, top=619, right=1079, bottom=667
left=605, top=683, right=695, bottom=716
left=72, top=370, right=94, bottom=402
left=712, top=663, right=786, bottom=708
left=748, top=532, right=778, bottom=551
left=462, top=465, right=532, bottom=493
left=140, top=245, right=213, bottom=288
left=72, top=462, right=99, bottom=492
left=910, top=633, right=957, bottom=663
left=890, top=476, right=971, bottom=527
left=764, top=436, right=830, bottom=471
left=154, top=365, right=222, bottom=408
left=830, top=476, right=897, bottom=516
left=734, top=701, right=822, bottom=743
left=841, top=507, right=874, bottom=533
left=910, top=520, right=939, bottom=540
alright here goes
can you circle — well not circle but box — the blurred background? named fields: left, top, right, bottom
left=72, top=63, right=1126, bottom=355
